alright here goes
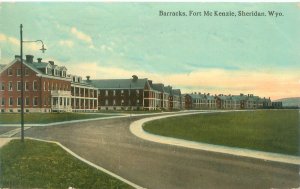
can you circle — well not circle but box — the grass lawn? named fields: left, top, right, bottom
left=0, top=139, right=133, bottom=189
left=0, top=113, right=120, bottom=124
left=143, top=110, right=299, bottom=156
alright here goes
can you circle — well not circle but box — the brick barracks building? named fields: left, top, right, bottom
left=0, top=55, right=97, bottom=113
left=86, top=75, right=182, bottom=111
left=0, top=55, right=277, bottom=113
left=0, top=55, right=181, bottom=112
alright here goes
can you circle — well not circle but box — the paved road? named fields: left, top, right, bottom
left=19, top=115, right=300, bottom=189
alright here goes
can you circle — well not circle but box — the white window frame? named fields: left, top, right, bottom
left=17, top=81, right=21, bottom=91
left=9, top=97, right=13, bottom=106
left=8, top=82, right=13, bottom=91
left=25, top=97, right=30, bottom=106
left=25, top=68, right=29, bottom=76
left=1, top=97, right=5, bottom=106
left=0, top=82, right=4, bottom=91
left=33, top=81, right=37, bottom=91
left=17, top=97, right=21, bottom=106
left=16, top=68, right=21, bottom=76
left=33, top=97, right=38, bottom=106
left=7, top=68, right=13, bottom=76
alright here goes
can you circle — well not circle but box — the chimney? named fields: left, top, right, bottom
left=15, top=55, right=21, bottom=59
left=37, top=58, right=42, bottom=63
left=148, top=80, right=153, bottom=86
left=25, top=55, right=34, bottom=63
left=86, top=76, right=90, bottom=81
left=48, top=61, right=54, bottom=66
left=132, top=75, right=138, bottom=82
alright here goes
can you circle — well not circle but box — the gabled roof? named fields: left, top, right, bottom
left=152, top=83, right=165, bottom=92
left=188, top=93, right=216, bottom=100
left=164, top=86, right=173, bottom=95
left=87, top=78, right=149, bottom=90
left=31, top=62, right=49, bottom=69
left=0, top=57, right=70, bottom=81
left=172, top=89, right=181, bottom=96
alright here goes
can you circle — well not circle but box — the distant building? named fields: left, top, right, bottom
left=184, top=92, right=272, bottom=110
left=271, top=101, right=283, bottom=109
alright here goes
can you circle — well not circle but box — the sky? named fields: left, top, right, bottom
left=0, top=3, right=299, bottom=100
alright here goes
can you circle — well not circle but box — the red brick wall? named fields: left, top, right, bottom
left=0, top=61, right=71, bottom=111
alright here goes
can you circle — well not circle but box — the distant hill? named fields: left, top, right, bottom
left=274, top=97, right=300, bottom=107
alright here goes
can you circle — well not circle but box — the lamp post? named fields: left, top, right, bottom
left=20, top=24, right=46, bottom=142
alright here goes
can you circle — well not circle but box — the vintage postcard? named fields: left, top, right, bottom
left=0, top=2, right=299, bottom=189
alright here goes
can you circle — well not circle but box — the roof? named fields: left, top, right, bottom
left=152, top=83, right=165, bottom=92
left=172, top=89, right=181, bottom=96
left=0, top=57, right=71, bottom=82
left=188, top=93, right=215, bottom=100
left=87, top=78, right=149, bottom=89
left=164, top=86, right=173, bottom=95
left=0, top=64, right=6, bottom=71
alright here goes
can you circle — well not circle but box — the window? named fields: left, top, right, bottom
left=44, top=96, right=47, bottom=106
left=44, top=82, right=46, bottom=91
left=105, top=90, right=108, bottom=96
left=7, top=68, right=13, bottom=76
left=137, top=99, right=140, bottom=104
left=17, top=69, right=21, bottom=76
left=8, top=82, right=12, bottom=91
left=0, top=82, right=4, bottom=91
left=113, top=99, right=116, bottom=105
left=33, top=81, right=37, bottom=91
left=121, top=99, right=124, bottom=105
left=17, top=97, right=21, bottom=106
left=136, top=90, right=139, bottom=95
left=25, top=68, right=29, bottom=76
left=25, top=97, right=29, bottom=106
left=17, top=81, right=21, bottom=91
left=121, top=90, right=124, bottom=95
left=1, top=98, right=5, bottom=106
left=9, top=97, right=13, bottom=106
left=25, top=82, right=29, bottom=91
left=113, top=90, right=116, bottom=96
left=33, top=97, right=38, bottom=106
left=48, top=82, right=50, bottom=91
left=105, top=99, right=108, bottom=106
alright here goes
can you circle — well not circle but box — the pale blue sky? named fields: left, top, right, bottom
left=0, top=3, right=299, bottom=99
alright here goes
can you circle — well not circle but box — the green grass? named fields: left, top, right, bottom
left=0, top=139, right=133, bottom=189
left=0, top=113, right=119, bottom=124
left=143, top=110, right=299, bottom=155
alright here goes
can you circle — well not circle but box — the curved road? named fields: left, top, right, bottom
left=23, top=114, right=299, bottom=189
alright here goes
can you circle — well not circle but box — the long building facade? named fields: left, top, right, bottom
left=0, top=55, right=278, bottom=113
left=184, top=93, right=272, bottom=110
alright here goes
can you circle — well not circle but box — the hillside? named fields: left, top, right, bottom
left=274, top=97, right=300, bottom=107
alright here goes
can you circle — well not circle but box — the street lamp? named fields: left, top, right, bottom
left=20, top=24, right=46, bottom=142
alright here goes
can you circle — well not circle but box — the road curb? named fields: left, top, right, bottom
left=25, top=137, right=146, bottom=189
left=129, top=111, right=300, bottom=165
